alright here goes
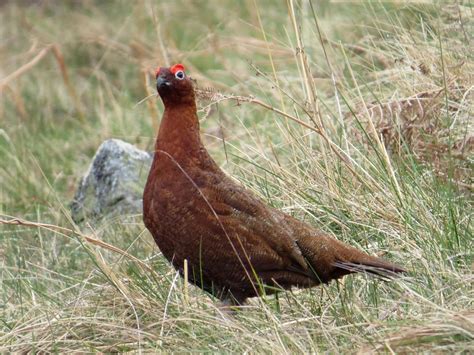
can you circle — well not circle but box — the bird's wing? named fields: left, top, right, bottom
left=207, top=177, right=309, bottom=273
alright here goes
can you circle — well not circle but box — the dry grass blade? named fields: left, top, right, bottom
left=141, top=69, right=160, bottom=132
left=196, top=88, right=318, bottom=132
left=0, top=44, right=84, bottom=121
left=51, top=45, right=85, bottom=121
left=0, top=46, right=52, bottom=91
left=359, top=311, right=474, bottom=353
left=0, top=217, right=152, bottom=273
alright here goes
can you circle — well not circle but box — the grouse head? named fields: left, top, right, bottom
left=155, top=63, right=195, bottom=107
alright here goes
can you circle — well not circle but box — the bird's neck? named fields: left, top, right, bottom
left=155, top=104, right=203, bottom=159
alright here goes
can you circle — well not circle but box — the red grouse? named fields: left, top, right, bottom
left=143, top=64, right=404, bottom=305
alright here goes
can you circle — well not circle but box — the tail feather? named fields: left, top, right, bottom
left=333, top=260, right=405, bottom=280
left=297, top=233, right=405, bottom=284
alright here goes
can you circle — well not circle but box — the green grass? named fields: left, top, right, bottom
left=0, top=0, right=472, bottom=352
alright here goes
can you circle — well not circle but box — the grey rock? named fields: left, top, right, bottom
left=71, top=139, right=153, bottom=223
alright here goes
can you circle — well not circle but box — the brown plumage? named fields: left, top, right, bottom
left=143, top=64, right=405, bottom=305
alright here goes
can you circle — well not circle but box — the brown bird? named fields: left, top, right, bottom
left=143, top=64, right=405, bottom=305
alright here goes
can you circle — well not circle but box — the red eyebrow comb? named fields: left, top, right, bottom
left=170, top=64, right=185, bottom=74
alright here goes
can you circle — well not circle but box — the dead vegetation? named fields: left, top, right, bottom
left=341, top=5, right=473, bottom=189
left=359, top=310, right=474, bottom=353
left=353, top=82, right=472, bottom=189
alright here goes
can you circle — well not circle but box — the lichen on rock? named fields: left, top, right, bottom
left=71, top=139, right=152, bottom=223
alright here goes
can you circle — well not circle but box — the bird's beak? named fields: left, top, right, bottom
left=157, top=76, right=170, bottom=89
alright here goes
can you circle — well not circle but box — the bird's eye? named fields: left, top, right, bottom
left=175, top=70, right=185, bottom=80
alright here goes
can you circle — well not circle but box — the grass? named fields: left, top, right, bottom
left=0, top=0, right=472, bottom=352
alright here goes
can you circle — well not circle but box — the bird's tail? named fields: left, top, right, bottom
left=297, top=234, right=405, bottom=284
left=332, top=258, right=405, bottom=280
